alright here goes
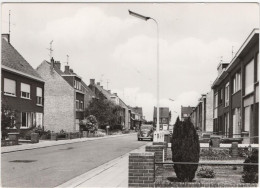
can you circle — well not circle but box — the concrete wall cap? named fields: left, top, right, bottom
left=130, top=152, right=155, bottom=156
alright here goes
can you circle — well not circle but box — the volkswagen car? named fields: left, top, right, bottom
left=137, top=124, right=154, bottom=141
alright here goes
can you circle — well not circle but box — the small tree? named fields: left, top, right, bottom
left=171, top=117, right=200, bottom=182
left=241, top=148, right=258, bottom=183
left=84, top=96, right=123, bottom=130
left=80, top=115, right=98, bottom=133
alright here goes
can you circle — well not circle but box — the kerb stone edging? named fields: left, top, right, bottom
left=1, top=133, right=136, bottom=154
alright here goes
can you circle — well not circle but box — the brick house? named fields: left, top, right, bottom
left=1, top=34, right=44, bottom=131
left=190, top=90, right=214, bottom=133
left=211, top=28, right=259, bottom=143
left=129, top=106, right=144, bottom=130
left=88, top=79, right=130, bottom=130
left=181, top=106, right=194, bottom=121
left=36, top=58, right=94, bottom=132
left=153, top=107, right=171, bottom=130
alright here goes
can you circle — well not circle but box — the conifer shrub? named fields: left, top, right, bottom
left=171, top=117, right=200, bottom=182
left=241, top=148, right=258, bottom=183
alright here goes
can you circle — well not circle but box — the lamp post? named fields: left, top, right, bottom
left=128, top=10, right=161, bottom=141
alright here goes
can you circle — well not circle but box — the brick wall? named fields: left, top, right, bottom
left=37, top=61, right=75, bottom=132
left=129, top=152, right=155, bottom=188
left=146, top=145, right=165, bottom=162
left=152, top=142, right=167, bottom=161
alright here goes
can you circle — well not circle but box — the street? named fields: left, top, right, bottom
left=1, top=134, right=149, bottom=187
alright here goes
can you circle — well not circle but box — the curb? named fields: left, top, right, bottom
left=55, top=142, right=151, bottom=188
left=1, top=133, right=137, bottom=154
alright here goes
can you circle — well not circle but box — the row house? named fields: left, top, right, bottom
left=88, top=79, right=130, bottom=130
left=129, top=106, right=144, bottom=130
left=153, top=107, right=171, bottom=130
left=1, top=34, right=44, bottom=131
left=36, top=58, right=94, bottom=132
left=211, top=28, right=259, bottom=144
left=181, top=106, right=194, bottom=121
left=190, top=90, right=214, bottom=133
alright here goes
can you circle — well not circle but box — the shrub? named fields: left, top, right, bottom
left=80, top=115, right=98, bottom=133
left=197, top=167, right=215, bottom=178
left=241, top=149, right=258, bottom=183
left=171, top=117, right=200, bottom=182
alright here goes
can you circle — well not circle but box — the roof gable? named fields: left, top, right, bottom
left=2, top=38, right=42, bottom=79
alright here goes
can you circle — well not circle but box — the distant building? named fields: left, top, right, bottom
left=190, top=90, right=214, bottom=133
left=181, top=106, right=194, bottom=121
left=153, top=107, right=170, bottom=130
left=88, top=79, right=130, bottom=130
left=129, top=106, right=144, bottom=130
left=211, top=28, right=259, bottom=144
left=1, top=34, right=45, bottom=131
left=37, top=58, right=93, bottom=132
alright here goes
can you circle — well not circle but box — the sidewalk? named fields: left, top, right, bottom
left=56, top=143, right=151, bottom=188
left=1, top=133, right=136, bottom=154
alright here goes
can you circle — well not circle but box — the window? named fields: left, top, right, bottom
left=74, top=80, right=82, bottom=91
left=244, top=106, right=250, bottom=132
left=245, top=59, right=254, bottom=95
left=80, top=101, right=84, bottom=110
left=4, top=78, right=16, bottom=96
left=224, top=113, right=229, bottom=137
left=21, top=112, right=34, bottom=128
left=162, top=118, right=167, bottom=123
left=214, top=93, right=218, bottom=108
left=233, top=72, right=241, bottom=93
left=225, top=82, right=229, bottom=107
left=36, top=113, right=43, bottom=127
left=36, top=87, right=43, bottom=106
left=21, top=83, right=30, bottom=99
left=257, top=53, right=259, bottom=81
left=76, top=100, right=79, bottom=109
left=218, top=89, right=223, bottom=104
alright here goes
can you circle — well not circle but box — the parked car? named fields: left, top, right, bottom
left=137, top=124, right=154, bottom=141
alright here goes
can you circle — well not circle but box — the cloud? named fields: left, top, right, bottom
left=39, top=6, right=137, bottom=44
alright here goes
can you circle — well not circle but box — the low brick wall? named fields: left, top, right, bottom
left=153, top=142, right=167, bottom=161
left=155, top=182, right=258, bottom=187
left=129, top=152, right=155, bottom=188
left=146, top=145, right=165, bottom=162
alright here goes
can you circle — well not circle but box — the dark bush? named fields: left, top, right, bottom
left=171, top=117, right=200, bottom=182
left=241, top=148, right=258, bottom=183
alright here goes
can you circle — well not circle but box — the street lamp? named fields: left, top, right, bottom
left=128, top=10, right=161, bottom=141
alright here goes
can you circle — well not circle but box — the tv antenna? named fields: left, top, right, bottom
left=106, top=79, right=110, bottom=90
left=66, top=55, right=69, bottom=65
left=232, top=46, right=234, bottom=59
left=46, top=40, right=54, bottom=60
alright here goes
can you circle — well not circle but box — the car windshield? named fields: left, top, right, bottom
left=141, top=125, right=153, bottom=130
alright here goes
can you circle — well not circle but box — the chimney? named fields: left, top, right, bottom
left=90, top=79, right=95, bottom=85
left=114, top=93, right=117, bottom=96
left=54, top=61, right=61, bottom=69
left=64, top=65, right=70, bottom=74
left=97, top=82, right=100, bottom=86
left=2, top=33, right=10, bottom=43
left=70, top=69, right=74, bottom=73
left=108, top=90, right=111, bottom=94
left=101, top=86, right=103, bottom=89
left=50, top=57, right=54, bottom=69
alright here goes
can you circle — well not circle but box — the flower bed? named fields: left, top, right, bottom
left=155, top=163, right=258, bottom=187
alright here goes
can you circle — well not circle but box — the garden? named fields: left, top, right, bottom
left=155, top=118, right=258, bottom=187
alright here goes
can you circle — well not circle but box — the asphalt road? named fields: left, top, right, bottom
left=1, top=134, right=149, bottom=187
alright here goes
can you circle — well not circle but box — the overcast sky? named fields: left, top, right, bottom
left=2, top=3, right=259, bottom=122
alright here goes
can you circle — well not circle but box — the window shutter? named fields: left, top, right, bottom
left=36, top=87, right=42, bottom=97
left=4, top=78, right=16, bottom=94
left=21, top=83, right=30, bottom=93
